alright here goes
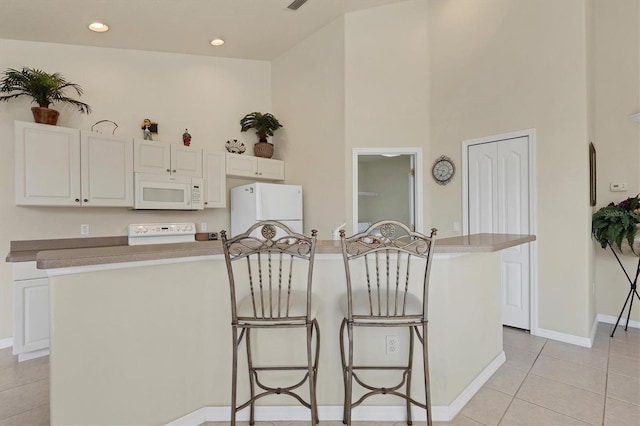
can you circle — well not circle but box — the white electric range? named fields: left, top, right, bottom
left=127, top=222, right=196, bottom=246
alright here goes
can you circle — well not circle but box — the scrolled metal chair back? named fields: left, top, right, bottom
left=340, top=220, right=437, bottom=322
left=221, top=221, right=317, bottom=323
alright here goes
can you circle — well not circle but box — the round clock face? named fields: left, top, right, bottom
left=432, top=156, right=455, bottom=185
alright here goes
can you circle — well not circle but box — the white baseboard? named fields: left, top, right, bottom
left=18, top=348, right=49, bottom=362
left=534, top=327, right=593, bottom=348
left=166, top=351, right=506, bottom=425
left=0, top=337, right=13, bottom=350
left=597, top=314, right=640, bottom=331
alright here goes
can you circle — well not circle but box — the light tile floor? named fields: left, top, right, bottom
left=1, top=323, right=638, bottom=425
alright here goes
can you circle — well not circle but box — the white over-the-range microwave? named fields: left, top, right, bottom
left=134, top=173, right=203, bottom=210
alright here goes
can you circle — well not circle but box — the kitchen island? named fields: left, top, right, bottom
left=7, top=233, right=535, bottom=425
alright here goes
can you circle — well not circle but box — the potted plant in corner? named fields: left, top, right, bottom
left=0, top=67, right=91, bottom=125
left=240, top=112, right=283, bottom=158
left=592, top=195, right=640, bottom=256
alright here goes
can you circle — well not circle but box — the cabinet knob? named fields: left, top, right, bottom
left=83, top=199, right=88, bottom=202
left=166, top=169, right=171, bottom=172
left=204, top=202, right=208, bottom=205
left=75, top=198, right=80, bottom=202
left=172, top=169, right=176, bottom=173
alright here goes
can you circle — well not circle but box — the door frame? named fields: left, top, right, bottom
left=461, top=129, right=539, bottom=335
left=352, top=147, right=423, bottom=234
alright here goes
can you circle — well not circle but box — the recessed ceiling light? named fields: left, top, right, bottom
left=88, top=22, right=109, bottom=32
left=210, top=38, right=225, bottom=46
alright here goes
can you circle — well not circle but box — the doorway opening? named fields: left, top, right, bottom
left=352, top=148, right=423, bottom=234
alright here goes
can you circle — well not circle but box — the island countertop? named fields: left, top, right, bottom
left=5, top=233, right=536, bottom=270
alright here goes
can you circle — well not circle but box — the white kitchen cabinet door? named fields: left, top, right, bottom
left=15, top=121, right=81, bottom=206
left=134, top=139, right=202, bottom=177
left=171, top=144, right=203, bottom=177
left=133, top=139, right=171, bottom=175
left=13, top=273, right=49, bottom=357
left=225, top=153, right=284, bottom=181
left=204, top=151, right=226, bottom=208
left=258, top=158, right=285, bottom=180
left=226, top=153, right=257, bottom=178
left=81, top=131, right=134, bottom=207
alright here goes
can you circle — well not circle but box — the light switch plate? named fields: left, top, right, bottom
left=610, top=182, right=627, bottom=192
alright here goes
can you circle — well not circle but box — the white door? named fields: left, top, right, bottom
left=468, top=136, right=531, bottom=329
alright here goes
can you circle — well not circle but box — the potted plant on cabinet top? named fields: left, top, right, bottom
left=240, top=111, right=283, bottom=158
left=592, top=195, right=640, bottom=256
left=0, top=67, right=91, bottom=125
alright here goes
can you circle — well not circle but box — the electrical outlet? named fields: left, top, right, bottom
left=201, top=222, right=208, bottom=232
left=385, top=335, right=399, bottom=355
left=80, top=224, right=89, bottom=235
left=453, top=221, right=460, bottom=232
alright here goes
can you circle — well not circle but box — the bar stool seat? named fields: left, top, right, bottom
left=221, top=221, right=320, bottom=426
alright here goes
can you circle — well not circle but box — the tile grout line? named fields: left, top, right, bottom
left=0, top=376, right=49, bottom=423
left=0, top=401, right=49, bottom=424
left=496, top=336, right=549, bottom=425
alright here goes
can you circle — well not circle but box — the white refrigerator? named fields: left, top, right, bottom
left=230, top=183, right=303, bottom=236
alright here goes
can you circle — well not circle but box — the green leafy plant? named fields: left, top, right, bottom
left=240, top=112, right=282, bottom=142
left=592, top=195, right=640, bottom=252
left=0, top=67, right=91, bottom=113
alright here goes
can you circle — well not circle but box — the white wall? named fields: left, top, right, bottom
left=426, top=0, right=595, bottom=337
left=272, top=17, right=347, bottom=239
left=0, top=39, right=271, bottom=339
left=344, top=0, right=430, bottom=234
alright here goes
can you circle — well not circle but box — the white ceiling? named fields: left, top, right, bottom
left=0, top=0, right=409, bottom=60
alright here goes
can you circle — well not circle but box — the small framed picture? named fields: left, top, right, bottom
left=589, top=142, right=596, bottom=206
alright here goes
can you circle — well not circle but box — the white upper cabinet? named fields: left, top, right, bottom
left=15, top=121, right=81, bottom=206
left=203, top=151, right=226, bottom=208
left=225, top=153, right=284, bottom=181
left=81, top=132, right=134, bottom=207
left=15, top=121, right=134, bottom=207
left=134, top=139, right=203, bottom=177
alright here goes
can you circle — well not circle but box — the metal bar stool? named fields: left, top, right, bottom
left=221, top=220, right=319, bottom=425
left=338, top=220, right=437, bottom=426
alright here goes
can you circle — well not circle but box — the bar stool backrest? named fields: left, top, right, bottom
left=221, top=220, right=317, bottom=324
left=340, top=220, right=437, bottom=323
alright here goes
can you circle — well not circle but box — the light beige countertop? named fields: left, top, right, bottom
left=6, top=233, right=535, bottom=270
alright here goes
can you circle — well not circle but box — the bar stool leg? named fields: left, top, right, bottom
left=313, top=319, right=321, bottom=423
left=307, top=321, right=318, bottom=424
left=231, top=325, right=239, bottom=426
left=339, top=319, right=348, bottom=424
left=246, top=328, right=256, bottom=425
left=406, top=326, right=415, bottom=425
left=422, top=323, right=432, bottom=426
left=345, top=322, right=354, bottom=426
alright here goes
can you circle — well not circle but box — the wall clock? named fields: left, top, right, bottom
left=432, top=155, right=455, bottom=185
